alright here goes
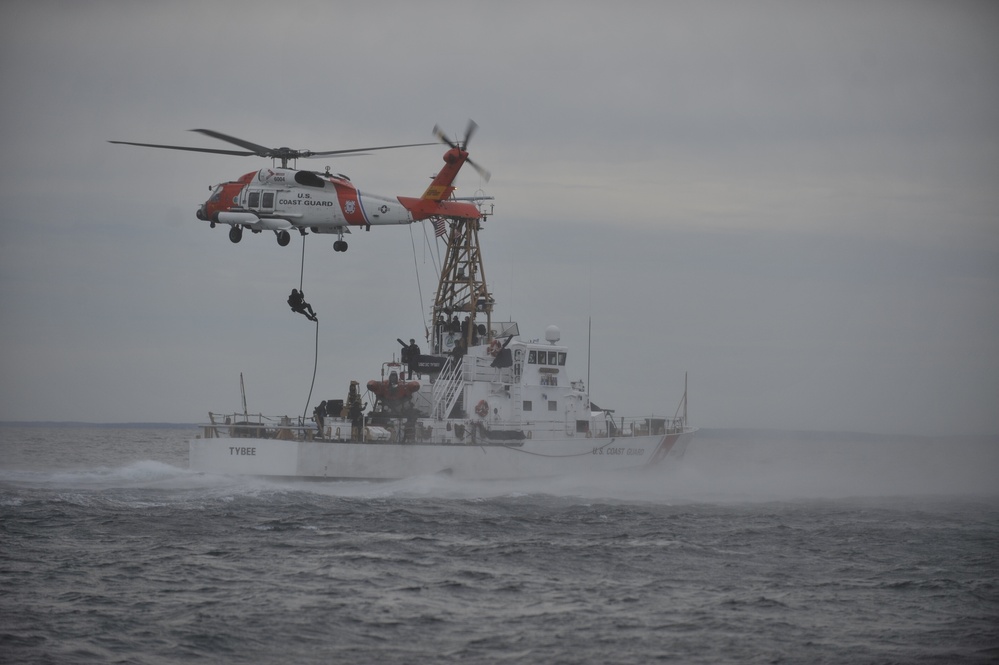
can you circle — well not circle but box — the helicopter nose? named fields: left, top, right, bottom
left=196, top=206, right=207, bottom=221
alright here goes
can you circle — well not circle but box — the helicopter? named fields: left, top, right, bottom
left=109, top=122, right=491, bottom=251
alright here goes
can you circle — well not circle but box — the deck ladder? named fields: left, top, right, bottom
left=431, top=356, right=465, bottom=420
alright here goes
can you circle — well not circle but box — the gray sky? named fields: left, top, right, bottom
left=1, top=1, right=997, bottom=436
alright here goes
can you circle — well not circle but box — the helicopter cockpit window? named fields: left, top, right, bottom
left=247, top=191, right=260, bottom=208
left=294, top=171, right=325, bottom=188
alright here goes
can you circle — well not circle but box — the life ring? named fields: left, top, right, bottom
left=475, top=399, right=489, bottom=418
left=487, top=339, right=502, bottom=357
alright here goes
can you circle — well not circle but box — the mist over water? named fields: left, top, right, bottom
left=2, top=426, right=995, bottom=501
left=660, top=429, right=999, bottom=501
left=2, top=426, right=997, bottom=664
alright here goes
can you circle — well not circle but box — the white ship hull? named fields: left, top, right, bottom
left=189, top=429, right=695, bottom=481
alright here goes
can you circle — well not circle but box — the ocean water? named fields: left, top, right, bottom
left=1, top=426, right=997, bottom=664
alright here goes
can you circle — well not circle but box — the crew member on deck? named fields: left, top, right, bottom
left=288, top=289, right=318, bottom=322
left=407, top=338, right=420, bottom=379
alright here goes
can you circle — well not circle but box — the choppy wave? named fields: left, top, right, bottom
left=1, top=426, right=997, bottom=664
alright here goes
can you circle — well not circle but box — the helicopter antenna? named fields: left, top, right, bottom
left=240, top=372, right=248, bottom=417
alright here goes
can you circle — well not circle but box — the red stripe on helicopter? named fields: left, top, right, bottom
left=331, top=180, right=368, bottom=226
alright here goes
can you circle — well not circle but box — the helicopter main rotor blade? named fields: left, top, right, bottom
left=114, top=128, right=453, bottom=166
left=189, top=129, right=275, bottom=157
left=302, top=142, right=436, bottom=158
left=107, top=140, right=255, bottom=157
left=193, top=129, right=434, bottom=160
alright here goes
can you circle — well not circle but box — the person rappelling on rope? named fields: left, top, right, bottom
left=288, top=288, right=318, bottom=322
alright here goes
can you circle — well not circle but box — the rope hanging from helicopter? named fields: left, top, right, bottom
left=304, top=314, right=319, bottom=424
left=290, top=233, right=318, bottom=424
left=299, top=232, right=306, bottom=292
left=408, top=224, right=428, bottom=336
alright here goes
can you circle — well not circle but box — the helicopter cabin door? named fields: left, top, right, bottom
left=245, top=189, right=275, bottom=215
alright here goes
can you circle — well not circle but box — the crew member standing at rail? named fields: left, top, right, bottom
left=407, top=339, right=420, bottom=378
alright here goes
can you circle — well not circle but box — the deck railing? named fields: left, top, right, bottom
left=200, top=411, right=688, bottom=442
left=202, top=412, right=312, bottom=439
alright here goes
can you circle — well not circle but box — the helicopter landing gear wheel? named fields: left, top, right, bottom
left=334, top=240, right=348, bottom=252
left=276, top=230, right=291, bottom=247
left=229, top=226, right=243, bottom=243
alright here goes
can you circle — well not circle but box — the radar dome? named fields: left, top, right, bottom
left=545, top=325, right=561, bottom=344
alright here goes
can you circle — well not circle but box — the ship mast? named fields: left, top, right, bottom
left=432, top=217, right=493, bottom=354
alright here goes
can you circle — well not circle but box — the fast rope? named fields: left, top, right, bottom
left=299, top=234, right=318, bottom=424
left=409, top=223, right=427, bottom=332
left=303, top=318, right=318, bottom=424
left=299, top=232, right=306, bottom=292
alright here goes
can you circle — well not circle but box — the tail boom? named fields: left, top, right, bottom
left=397, top=197, right=481, bottom=221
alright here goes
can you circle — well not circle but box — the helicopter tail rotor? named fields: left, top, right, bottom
left=433, top=120, right=490, bottom=182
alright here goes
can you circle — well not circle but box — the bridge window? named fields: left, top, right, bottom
left=523, top=401, right=533, bottom=411
left=548, top=400, right=557, bottom=411
left=527, top=349, right=566, bottom=365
